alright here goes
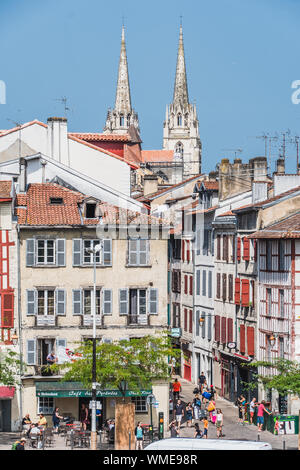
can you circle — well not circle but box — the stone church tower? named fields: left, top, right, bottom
left=163, top=25, right=202, bottom=181
left=104, top=26, right=140, bottom=135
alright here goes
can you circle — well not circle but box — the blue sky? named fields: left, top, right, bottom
left=1, top=0, right=300, bottom=174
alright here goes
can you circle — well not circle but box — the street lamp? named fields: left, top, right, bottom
left=85, top=242, right=103, bottom=451
left=269, top=334, right=277, bottom=348
left=11, top=330, right=18, bottom=346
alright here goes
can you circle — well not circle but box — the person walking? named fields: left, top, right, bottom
left=237, top=395, right=245, bottom=424
left=134, top=422, right=144, bottom=450
left=175, top=399, right=185, bottom=429
left=203, top=416, right=209, bottom=439
left=185, top=402, right=193, bottom=427
left=207, top=398, right=216, bottom=423
left=194, top=422, right=203, bottom=439
left=172, top=378, right=181, bottom=402
left=216, top=409, right=224, bottom=438
left=80, top=403, right=89, bottom=431
left=249, top=398, right=257, bottom=425
left=198, top=371, right=206, bottom=393
left=193, top=393, right=201, bottom=421
left=169, top=420, right=180, bottom=437
left=52, top=407, right=63, bottom=432
left=257, top=400, right=272, bottom=432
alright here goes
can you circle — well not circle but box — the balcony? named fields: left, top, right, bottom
left=127, top=314, right=150, bottom=327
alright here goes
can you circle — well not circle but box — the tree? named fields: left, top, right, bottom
left=0, top=348, right=23, bottom=387
left=242, top=358, right=300, bottom=397
left=53, top=334, right=180, bottom=393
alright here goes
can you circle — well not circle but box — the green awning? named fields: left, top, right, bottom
left=36, top=381, right=152, bottom=398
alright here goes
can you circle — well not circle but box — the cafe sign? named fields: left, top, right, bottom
left=36, top=389, right=152, bottom=398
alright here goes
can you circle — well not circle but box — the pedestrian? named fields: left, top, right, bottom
left=169, top=420, right=180, bottom=437
left=52, top=407, right=63, bottom=433
left=172, top=378, right=181, bottom=402
left=249, top=398, right=257, bottom=425
left=202, top=387, right=211, bottom=406
left=185, top=402, right=193, bottom=427
left=203, top=416, right=209, bottom=439
left=194, top=422, right=203, bottom=439
left=237, top=395, right=245, bottom=424
left=193, top=393, right=201, bottom=421
left=175, top=399, right=185, bottom=429
left=210, top=384, right=217, bottom=400
left=207, top=398, right=216, bottom=422
left=29, top=423, right=42, bottom=448
left=257, top=400, right=272, bottom=432
left=80, top=403, right=89, bottom=431
left=134, top=421, right=144, bottom=450
left=12, top=437, right=26, bottom=450
left=198, top=371, right=206, bottom=393
left=216, top=409, right=224, bottom=438
left=274, top=417, right=280, bottom=435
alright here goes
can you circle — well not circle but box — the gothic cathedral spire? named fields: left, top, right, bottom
left=163, top=23, right=202, bottom=183
left=104, top=25, right=140, bottom=135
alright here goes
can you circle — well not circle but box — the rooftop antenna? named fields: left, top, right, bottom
left=255, top=133, right=269, bottom=159
left=221, top=148, right=243, bottom=159
left=54, top=96, right=70, bottom=118
left=7, top=118, right=22, bottom=159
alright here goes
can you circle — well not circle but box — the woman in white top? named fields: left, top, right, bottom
left=216, top=409, right=223, bottom=438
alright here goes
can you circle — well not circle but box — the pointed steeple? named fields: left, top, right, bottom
left=173, top=24, right=189, bottom=108
left=114, top=25, right=132, bottom=114
left=103, top=25, right=140, bottom=135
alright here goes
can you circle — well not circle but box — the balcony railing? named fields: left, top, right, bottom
left=127, top=314, right=150, bottom=326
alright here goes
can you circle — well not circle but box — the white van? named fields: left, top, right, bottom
left=144, top=438, right=272, bottom=451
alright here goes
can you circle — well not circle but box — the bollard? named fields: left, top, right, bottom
left=283, top=440, right=286, bottom=450
left=257, top=433, right=260, bottom=441
left=129, top=431, right=131, bottom=450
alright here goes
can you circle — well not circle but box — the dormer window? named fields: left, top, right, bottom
left=86, top=203, right=96, bottom=219
left=50, top=197, right=63, bottom=205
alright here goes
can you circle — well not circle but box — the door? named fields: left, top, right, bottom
left=183, top=353, right=192, bottom=382
left=0, top=400, right=11, bottom=431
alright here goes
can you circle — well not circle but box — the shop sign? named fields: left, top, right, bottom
left=171, top=328, right=182, bottom=338
left=36, top=389, right=152, bottom=398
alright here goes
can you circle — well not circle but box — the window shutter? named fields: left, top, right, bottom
left=215, top=315, right=220, bottom=342
left=189, top=310, right=193, bottom=334
left=196, top=310, right=200, bottom=336
left=222, top=274, right=227, bottom=302
left=27, top=339, right=36, bottom=365
left=182, top=240, right=185, bottom=262
left=240, top=324, right=246, bottom=353
left=237, top=237, right=241, bottom=262
left=148, top=288, right=158, bottom=314
left=189, top=276, right=193, bottom=295
left=73, top=239, right=82, bottom=266
left=254, top=240, right=257, bottom=262
left=184, top=308, right=188, bottom=331
left=216, top=273, right=221, bottom=299
left=26, top=289, right=36, bottom=315
left=243, top=238, right=250, bottom=261
left=202, top=270, right=207, bottom=297
left=207, top=314, right=212, bottom=342
left=56, top=338, right=67, bottom=364
left=221, top=317, right=227, bottom=344
left=223, top=235, right=228, bottom=262
left=119, top=288, right=129, bottom=315
left=235, top=278, right=240, bottom=305
left=102, top=289, right=113, bottom=315
left=26, top=239, right=35, bottom=266
left=208, top=271, right=212, bottom=299
left=201, top=312, right=205, bottom=339
left=241, top=279, right=250, bottom=307
left=247, top=326, right=255, bottom=356
left=196, top=270, right=201, bottom=296
left=184, top=275, right=188, bottom=295
left=56, top=239, right=66, bottom=266
left=103, top=239, right=112, bottom=266
left=187, top=241, right=190, bottom=263
left=56, top=289, right=66, bottom=315
left=1, top=291, right=14, bottom=328
left=228, top=275, right=233, bottom=302
left=72, top=289, right=82, bottom=315
left=227, top=318, right=233, bottom=343
left=217, top=235, right=221, bottom=260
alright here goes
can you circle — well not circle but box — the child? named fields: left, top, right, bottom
left=194, top=422, right=203, bottom=439
left=203, top=417, right=209, bottom=439
left=274, top=417, right=280, bottom=435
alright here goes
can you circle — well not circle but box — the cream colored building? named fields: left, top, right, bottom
left=17, top=182, right=170, bottom=432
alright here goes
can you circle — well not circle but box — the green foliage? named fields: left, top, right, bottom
left=0, top=349, right=23, bottom=387
left=53, top=334, right=180, bottom=393
left=242, top=358, right=300, bottom=397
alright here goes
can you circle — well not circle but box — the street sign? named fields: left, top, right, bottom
left=146, top=394, right=156, bottom=405
left=89, top=401, right=102, bottom=410
left=153, top=401, right=159, bottom=408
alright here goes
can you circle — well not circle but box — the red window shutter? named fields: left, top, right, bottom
left=182, top=240, right=185, bottom=262
left=221, top=317, right=227, bottom=344
left=241, top=279, right=250, bottom=307
left=217, top=235, right=221, bottom=260
left=184, top=308, right=188, bottom=331
left=237, top=237, right=241, bottom=262
left=243, top=238, right=250, bottom=261
left=187, top=241, right=190, bottom=263
left=217, top=273, right=221, bottom=299
left=240, top=324, right=246, bottom=353
left=254, top=240, right=257, bottom=262
left=251, top=280, right=255, bottom=308
left=1, top=291, right=14, bottom=328
left=235, top=278, right=241, bottom=305
left=222, top=274, right=227, bottom=301
left=184, top=275, right=188, bottom=294
left=229, top=275, right=233, bottom=302
left=227, top=318, right=233, bottom=343
left=247, top=326, right=255, bottom=356
left=189, top=276, right=193, bottom=295
left=215, top=315, right=220, bottom=342
left=232, top=236, right=236, bottom=263
left=189, top=310, right=193, bottom=333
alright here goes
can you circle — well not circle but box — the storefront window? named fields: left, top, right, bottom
left=131, top=397, right=147, bottom=413
left=38, top=397, right=54, bottom=415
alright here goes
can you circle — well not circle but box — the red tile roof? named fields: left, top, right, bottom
left=141, top=150, right=174, bottom=163
left=233, top=185, right=300, bottom=213
left=15, top=183, right=165, bottom=227
left=249, top=212, right=300, bottom=239
left=69, top=133, right=131, bottom=142
left=0, top=181, right=12, bottom=199
left=201, top=180, right=219, bottom=191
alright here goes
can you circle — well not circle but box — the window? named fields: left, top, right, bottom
left=120, top=114, right=124, bottom=126
left=177, top=114, right=182, bottom=126
left=228, top=275, right=233, bottom=302
left=128, top=239, right=149, bottom=266
left=37, top=240, right=55, bottom=265
left=38, top=290, right=55, bottom=316
left=279, top=289, right=284, bottom=318
left=172, top=270, right=181, bottom=293
left=202, top=270, right=207, bottom=297
left=279, top=337, right=284, bottom=358
left=216, top=273, right=221, bottom=299
left=189, top=310, right=193, bottom=334
left=208, top=271, right=212, bottom=299
left=118, top=288, right=158, bottom=319
left=223, top=235, right=228, bottom=262
left=50, top=197, right=63, bottom=205
left=83, top=289, right=101, bottom=316
left=266, top=241, right=272, bottom=271
left=222, top=274, right=227, bottom=302
left=196, top=270, right=200, bottom=296
left=73, top=239, right=112, bottom=266
left=172, top=303, right=180, bottom=328
left=189, top=276, right=193, bottom=296
left=83, top=240, right=101, bottom=264
left=217, top=235, right=221, bottom=260
left=278, top=240, right=285, bottom=271
left=184, top=308, right=188, bottom=331
left=38, top=397, right=54, bottom=415
left=173, top=239, right=181, bottom=260
left=131, top=397, right=147, bottom=413
left=175, top=142, right=183, bottom=159
left=37, top=338, right=55, bottom=365
left=85, top=203, right=96, bottom=219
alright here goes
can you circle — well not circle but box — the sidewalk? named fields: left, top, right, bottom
left=171, top=376, right=298, bottom=450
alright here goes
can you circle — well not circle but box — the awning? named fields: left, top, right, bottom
left=0, top=386, right=15, bottom=398
left=36, top=381, right=152, bottom=399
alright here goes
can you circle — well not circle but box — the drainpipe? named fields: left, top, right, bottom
left=17, top=224, right=23, bottom=427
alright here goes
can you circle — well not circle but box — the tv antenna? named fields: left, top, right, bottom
left=54, top=96, right=71, bottom=117
left=221, top=148, right=243, bottom=159
left=7, top=118, right=22, bottom=158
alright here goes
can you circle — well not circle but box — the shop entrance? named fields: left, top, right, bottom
left=0, top=400, right=11, bottom=431
left=78, top=397, right=104, bottom=430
